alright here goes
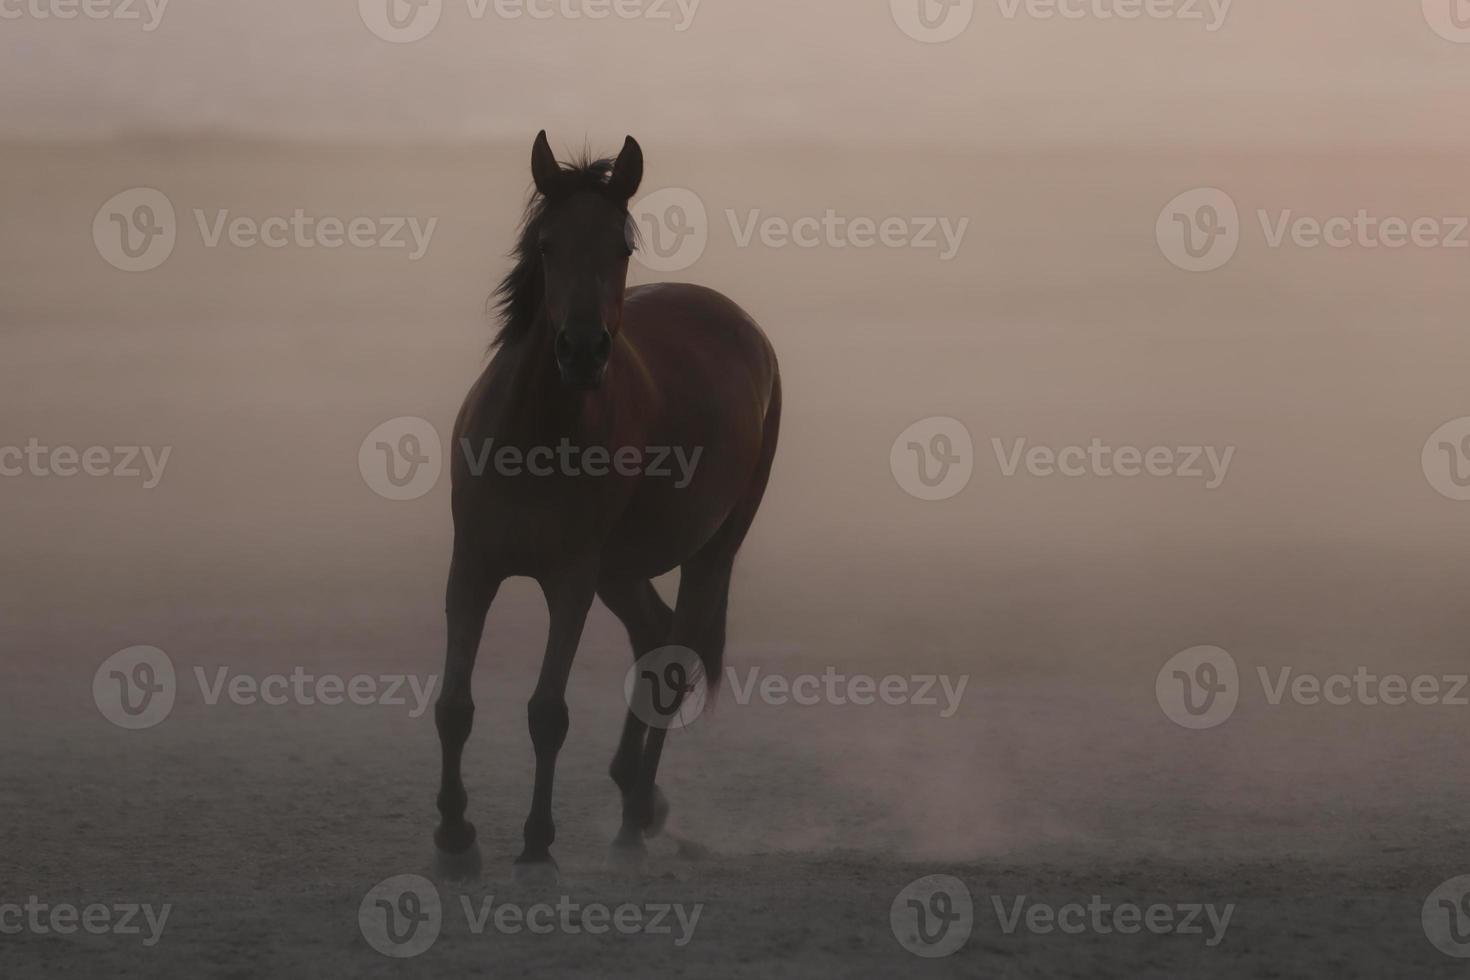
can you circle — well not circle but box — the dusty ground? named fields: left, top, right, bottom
left=7, top=580, right=1470, bottom=979
left=5, top=141, right=1470, bottom=977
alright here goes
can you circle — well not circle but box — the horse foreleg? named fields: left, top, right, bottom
left=515, top=562, right=598, bottom=882
left=433, top=548, right=500, bottom=878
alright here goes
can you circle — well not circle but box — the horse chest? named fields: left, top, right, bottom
left=465, top=467, right=636, bottom=572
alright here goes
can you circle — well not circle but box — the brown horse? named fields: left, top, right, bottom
left=433, top=131, right=781, bottom=881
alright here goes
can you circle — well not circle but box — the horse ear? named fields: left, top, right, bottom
left=531, top=130, right=562, bottom=197
left=608, top=135, right=643, bottom=201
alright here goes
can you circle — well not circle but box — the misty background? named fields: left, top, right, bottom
left=5, top=3, right=1470, bottom=976
left=2, top=1, right=1469, bottom=147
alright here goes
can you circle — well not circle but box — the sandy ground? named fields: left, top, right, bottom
left=5, top=140, right=1470, bottom=977
left=8, top=595, right=1470, bottom=979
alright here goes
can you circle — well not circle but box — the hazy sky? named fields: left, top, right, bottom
left=3, top=0, right=1469, bottom=145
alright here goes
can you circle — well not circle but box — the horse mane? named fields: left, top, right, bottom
left=490, top=153, right=626, bottom=350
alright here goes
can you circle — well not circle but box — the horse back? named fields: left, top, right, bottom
left=451, top=282, right=778, bottom=579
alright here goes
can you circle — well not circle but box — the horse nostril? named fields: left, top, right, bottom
left=593, top=330, right=612, bottom=364
left=554, top=332, right=575, bottom=365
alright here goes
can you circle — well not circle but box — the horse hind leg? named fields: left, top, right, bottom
left=631, top=370, right=781, bottom=857
left=598, top=577, right=675, bottom=865
left=657, top=363, right=780, bottom=708
left=628, top=553, right=732, bottom=860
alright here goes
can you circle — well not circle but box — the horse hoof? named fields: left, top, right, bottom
left=606, top=841, right=647, bottom=875
left=643, top=786, right=670, bottom=838
left=435, top=820, right=477, bottom=854
left=512, top=856, right=560, bottom=887
left=433, top=841, right=483, bottom=882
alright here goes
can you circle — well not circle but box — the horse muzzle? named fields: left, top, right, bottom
left=554, top=326, right=612, bottom=391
